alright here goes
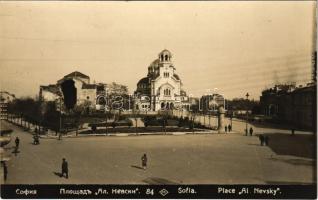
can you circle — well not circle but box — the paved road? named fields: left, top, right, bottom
left=1, top=120, right=314, bottom=184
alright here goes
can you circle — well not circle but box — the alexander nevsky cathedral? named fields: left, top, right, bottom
left=134, top=49, right=190, bottom=111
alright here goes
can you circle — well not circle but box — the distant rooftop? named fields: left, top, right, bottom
left=40, top=84, right=62, bottom=96
left=64, top=71, right=90, bottom=79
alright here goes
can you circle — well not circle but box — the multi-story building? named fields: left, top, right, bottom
left=200, top=94, right=225, bottom=113
left=0, top=91, right=15, bottom=119
left=260, top=83, right=316, bottom=130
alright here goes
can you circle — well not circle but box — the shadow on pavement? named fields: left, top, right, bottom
left=248, top=143, right=262, bottom=146
left=143, top=177, right=178, bottom=185
left=269, top=157, right=315, bottom=166
left=263, top=133, right=315, bottom=159
left=53, top=172, right=62, bottom=177
left=131, top=165, right=143, bottom=170
left=11, top=148, right=20, bottom=156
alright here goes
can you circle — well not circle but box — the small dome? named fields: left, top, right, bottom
left=158, top=49, right=172, bottom=62
left=159, top=49, right=172, bottom=55
left=137, top=77, right=149, bottom=85
left=148, top=59, right=160, bottom=69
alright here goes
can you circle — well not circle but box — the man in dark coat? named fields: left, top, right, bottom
left=259, top=135, right=264, bottom=146
left=61, top=158, right=68, bottom=179
left=249, top=127, right=254, bottom=136
left=225, top=126, right=228, bottom=133
left=228, top=124, right=232, bottom=132
left=33, top=134, right=40, bottom=145
left=141, top=154, right=147, bottom=170
left=291, top=128, right=295, bottom=136
left=15, top=137, right=20, bottom=149
left=3, top=162, right=7, bottom=181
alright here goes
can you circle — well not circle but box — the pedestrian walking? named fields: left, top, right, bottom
left=228, top=124, right=232, bottom=132
left=3, top=162, right=7, bottom=181
left=259, top=135, right=264, bottom=146
left=61, top=158, right=68, bottom=179
left=225, top=126, right=227, bottom=133
left=264, top=136, right=269, bottom=146
left=249, top=127, right=253, bottom=136
left=15, top=137, right=20, bottom=149
left=33, top=134, right=40, bottom=145
left=291, top=128, right=295, bottom=136
left=141, top=154, right=148, bottom=170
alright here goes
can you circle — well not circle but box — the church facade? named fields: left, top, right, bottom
left=135, top=50, right=189, bottom=111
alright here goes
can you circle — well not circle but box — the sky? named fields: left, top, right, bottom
left=0, top=1, right=316, bottom=100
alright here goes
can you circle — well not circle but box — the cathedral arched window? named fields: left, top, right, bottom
left=165, top=55, right=169, bottom=61
left=164, top=88, right=171, bottom=96
left=161, top=54, right=164, bottom=61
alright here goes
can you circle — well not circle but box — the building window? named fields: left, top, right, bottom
left=164, top=88, right=171, bottom=96
left=164, top=72, right=169, bottom=78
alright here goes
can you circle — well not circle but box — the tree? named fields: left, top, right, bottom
left=189, top=103, right=200, bottom=133
left=132, top=105, right=139, bottom=135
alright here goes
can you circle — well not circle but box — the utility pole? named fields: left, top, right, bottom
left=59, top=98, right=62, bottom=140
left=245, top=93, right=249, bottom=136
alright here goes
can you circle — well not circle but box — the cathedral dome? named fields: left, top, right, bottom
left=158, top=49, right=172, bottom=62
left=137, top=77, right=149, bottom=85
left=148, top=59, right=160, bottom=69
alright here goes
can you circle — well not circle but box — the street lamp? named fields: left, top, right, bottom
left=245, top=93, right=249, bottom=136
left=58, top=97, right=63, bottom=140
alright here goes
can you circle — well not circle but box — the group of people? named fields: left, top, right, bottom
left=224, top=124, right=232, bottom=133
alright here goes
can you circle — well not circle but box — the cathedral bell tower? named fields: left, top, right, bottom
left=158, top=49, right=174, bottom=78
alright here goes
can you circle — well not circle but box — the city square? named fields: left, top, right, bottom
left=0, top=1, right=316, bottom=199
left=1, top=119, right=314, bottom=184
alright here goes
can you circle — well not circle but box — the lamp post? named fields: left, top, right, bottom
left=230, top=111, right=233, bottom=130
left=245, top=93, right=249, bottom=136
left=59, top=98, right=63, bottom=140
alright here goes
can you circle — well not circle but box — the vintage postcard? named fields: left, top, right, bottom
left=0, top=1, right=316, bottom=199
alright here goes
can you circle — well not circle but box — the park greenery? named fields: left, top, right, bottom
left=5, top=91, right=261, bottom=135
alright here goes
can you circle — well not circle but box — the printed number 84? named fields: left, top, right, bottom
left=146, top=189, right=154, bottom=195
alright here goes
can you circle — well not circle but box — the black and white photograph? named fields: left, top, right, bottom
left=0, top=1, right=316, bottom=199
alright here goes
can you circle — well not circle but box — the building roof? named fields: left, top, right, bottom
left=137, top=77, right=149, bottom=85
left=149, top=59, right=159, bottom=67
left=159, top=49, right=172, bottom=56
left=40, top=84, right=62, bottom=96
left=292, top=83, right=316, bottom=94
left=173, top=74, right=180, bottom=80
left=64, top=71, right=90, bottom=79
left=0, top=91, right=15, bottom=98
